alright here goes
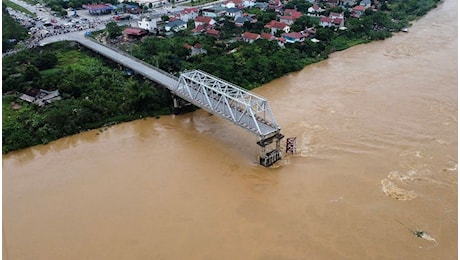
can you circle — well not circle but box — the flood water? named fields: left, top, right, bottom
left=3, top=0, right=458, bottom=258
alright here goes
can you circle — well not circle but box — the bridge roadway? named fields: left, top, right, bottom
left=40, top=33, right=281, bottom=139
left=39, top=33, right=284, bottom=166
left=40, top=33, right=179, bottom=89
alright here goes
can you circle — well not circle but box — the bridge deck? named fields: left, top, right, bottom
left=40, top=33, right=281, bottom=140
left=42, top=34, right=179, bottom=89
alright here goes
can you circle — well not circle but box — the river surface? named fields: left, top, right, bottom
left=3, top=0, right=458, bottom=259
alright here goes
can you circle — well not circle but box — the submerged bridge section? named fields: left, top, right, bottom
left=39, top=33, right=283, bottom=166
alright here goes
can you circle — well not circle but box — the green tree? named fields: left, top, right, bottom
left=23, top=65, right=41, bottom=82
left=31, top=53, right=58, bottom=70
left=161, top=14, right=169, bottom=22
left=290, top=16, right=319, bottom=32
left=105, top=21, right=122, bottom=38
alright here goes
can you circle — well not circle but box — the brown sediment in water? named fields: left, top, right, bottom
left=3, top=0, right=458, bottom=258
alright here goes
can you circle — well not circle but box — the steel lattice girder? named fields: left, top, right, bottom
left=173, top=70, right=281, bottom=139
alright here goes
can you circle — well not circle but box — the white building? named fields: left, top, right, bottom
left=137, top=15, right=157, bottom=31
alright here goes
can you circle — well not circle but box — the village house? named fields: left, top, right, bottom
left=202, top=6, right=227, bottom=18
left=165, top=19, right=187, bottom=32
left=206, top=28, right=220, bottom=37
left=194, top=16, right=216, bottom=28
left=341, top=0, right=356, bottom=7
left=360, top=0, right=372, bottom=8
left=279, top=9, right=302, bottom=24
left=226, top=7, right=242, bottom=18
left=319, top=16, right=333, bottom=27
left=307, top=5, right=324, bottom=16
left=183, top=43, right=208, bottom=56
left=281, top=32, right=306, bottom=43
left=305, top=27, right=316, bottom=35
left=264, top=20, right=290, bottom=35
left=319, top=12, right=344, bottom=28
left=253, top=1, right=268, bottom=10
left=176, top=7, right=199, bottom=22
left=323, top=0, right=339, bottom=7
left=268, top=0, right=283, bottom=12
left=241, top=31, right=260, bottom=43
left=242, top=0, right=256, bottom=8
left=261, top=32, right=275, bottom=41
left=123, top=27, right=149, bottom=40
left=282, top=9, right=302, bottom=19
left=234, top=14, right=257, bottom=27
left=351, top=5, right=366, bottom=17
left=18, top=88, right=61, bottom=107
left=221, top=0, right=243, bottom=9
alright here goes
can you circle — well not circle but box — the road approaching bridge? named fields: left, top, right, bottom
left=40, top=33, right=284, bottom=166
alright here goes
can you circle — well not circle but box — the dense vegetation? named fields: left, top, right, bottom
left=125, top=33, right=327, bottom=90
left=2, top=0, right=442, bottom=153
left=2, top=42, right=172, bottom=153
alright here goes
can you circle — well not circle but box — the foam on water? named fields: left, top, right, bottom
left=381, top=178, right=417, bottom=200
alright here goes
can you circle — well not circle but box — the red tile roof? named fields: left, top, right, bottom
left=352, top=5, right=366, bottom=11
left=320, top=17, right=332, bottom=23
left=261, top=32, right=274, bottom=40
left=265, top=20, right=288, bottom=29
left=242, top=32, right=260, bottom=40
left=195, top=16, right=213, bottom=24
left=206, top=29, right=220, bottom=36
left=183, top=7, right=199, bottom=14
left=123, top=28, right=148, bottom=36
left=333, top=18, right=343, bottom=25
left=284, top=9, right=303, bottom=19
left=282, top=32, right=304, bottom=39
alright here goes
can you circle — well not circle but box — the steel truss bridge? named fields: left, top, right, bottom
left=39, top=33, right=284, bottom=166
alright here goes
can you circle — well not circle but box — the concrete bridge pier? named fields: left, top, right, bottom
left=172, top=94, right=195, bottom=114
left=257, top=133, right=284, bottom=167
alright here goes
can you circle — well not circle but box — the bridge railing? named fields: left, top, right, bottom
left=83, top=36, right=179, bottom=81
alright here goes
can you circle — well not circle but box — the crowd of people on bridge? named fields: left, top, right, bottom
left=4, top=6, right=111, bottom=55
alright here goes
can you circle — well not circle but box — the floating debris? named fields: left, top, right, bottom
left=396, top=220, right=438, bottom=245
left=413, top=229, right=438, bottom=245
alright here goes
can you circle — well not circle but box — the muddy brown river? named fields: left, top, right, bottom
left=3, top=0, right=458, bottom=258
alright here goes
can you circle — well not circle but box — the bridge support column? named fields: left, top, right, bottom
left=257, top=133, right=284, bottom=167
left=172, top=94, right=195, bottom=114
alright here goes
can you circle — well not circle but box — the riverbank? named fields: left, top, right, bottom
left=2, top=0, right=443, bottom=154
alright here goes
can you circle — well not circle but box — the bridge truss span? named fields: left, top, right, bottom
left=173, top=70, right=284, bottom=167
left=174, top=70, right=281, bottom=140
